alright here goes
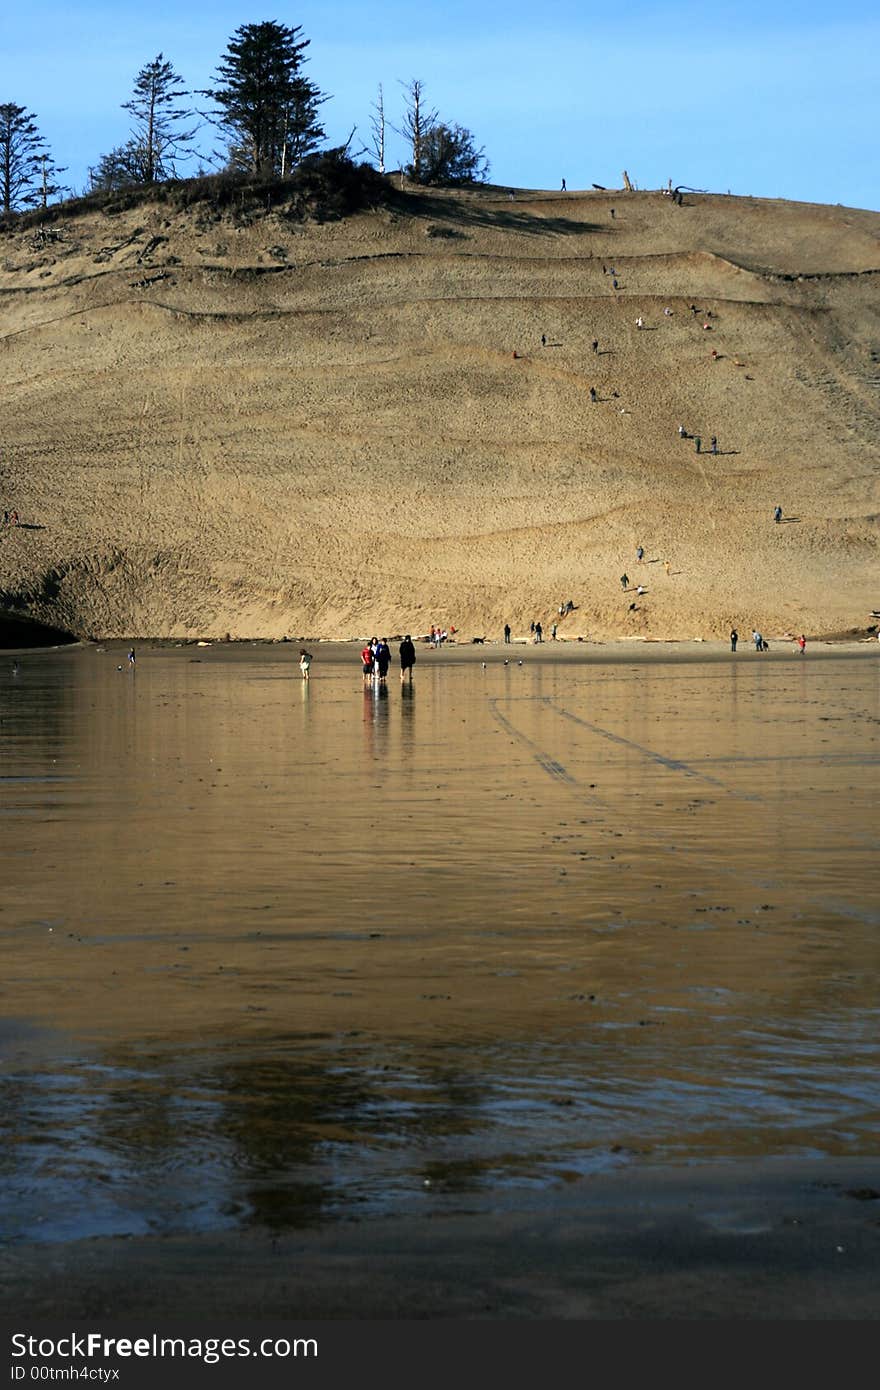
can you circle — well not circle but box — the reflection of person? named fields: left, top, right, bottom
left=299, top=648, right=312, bottom=679
left=399, top=635, right=416, bottom=681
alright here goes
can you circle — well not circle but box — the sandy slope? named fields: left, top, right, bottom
left=1, top=183, right=878, bottom=640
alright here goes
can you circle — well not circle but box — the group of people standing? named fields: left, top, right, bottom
left=361, top=636, right=416, bottom=684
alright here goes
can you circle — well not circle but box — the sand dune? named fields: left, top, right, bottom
left=1, top=182, right=878, bottom=640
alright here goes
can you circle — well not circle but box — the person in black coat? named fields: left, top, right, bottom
left=376, top=640, right=392, bottom=683
left=399, top=635, right=416, bottom=683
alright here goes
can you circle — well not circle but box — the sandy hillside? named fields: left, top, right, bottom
left=1, top=178, right=878, bottom=641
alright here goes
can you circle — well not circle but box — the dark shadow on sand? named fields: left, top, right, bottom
left=396, top=189, right=601, bottom=239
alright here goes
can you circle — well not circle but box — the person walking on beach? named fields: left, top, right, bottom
left=361, top=643, right=374, bottom=683
left=636, top=545, right=644, bottom=564
left=541, top=333, right=547, bottom=347
left=551, top=622, right=557, bottom=640
left=797, top=634, right=806, bottom=655
left=589, top=386, right=598, bottom=403
left=299, top=648, right=312, bottom=680
left=774, top=505, right=783, bottom=524
left=664, top=560, right=672, bottom=577
left=592, top=339, right=599, bottom=354
left=376, top=640, right=391, bottom=683
left=399, top=634, right=416, bottom=682
left=710, top=436, right=718, bottom=455
left=561, top=178, right=567, bottom=191
left=534, top=621, right=543, bottom=643
left=730, top=628, right=738, bottom=652
left=620, top=573, right=629, bottom=590
left=752, top=629, right=764, bottom=652
left=694, top=436, right=702, bottom=454
left=504, top=622, right=511, bottom=644
left=127, top=648, right=136, bottom=666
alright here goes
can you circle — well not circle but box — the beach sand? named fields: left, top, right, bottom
left=2, top=184, right=878, bottom=644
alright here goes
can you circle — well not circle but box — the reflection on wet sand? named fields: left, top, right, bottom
left=1, top=643, right=878, bottom=1240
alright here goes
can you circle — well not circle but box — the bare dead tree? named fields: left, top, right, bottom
left=394, top=78, right=437, bottom=184
left=368, top=83, right=386, bottom=174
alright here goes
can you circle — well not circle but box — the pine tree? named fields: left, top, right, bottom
left=35, top=150, right=69, bottom=208
left=122, top=53, right=195, bottom=183
left=420, top=123, right=489, bottom=185
left=204, top=21, right=327, bottom=178
left=87, top=142, right=151, bottom=194
left=0, top=103, right=48, bottom=213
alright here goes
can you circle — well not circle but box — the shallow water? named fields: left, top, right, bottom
left=1, top=643, right=878, bottom=1242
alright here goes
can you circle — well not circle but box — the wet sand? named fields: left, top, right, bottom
left=5, top=1159, right=880, bottom=1320
left=1, top=640, right=878, bottom=1317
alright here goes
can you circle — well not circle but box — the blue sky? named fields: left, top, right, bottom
left=2, top=1, right=877, bottom=209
